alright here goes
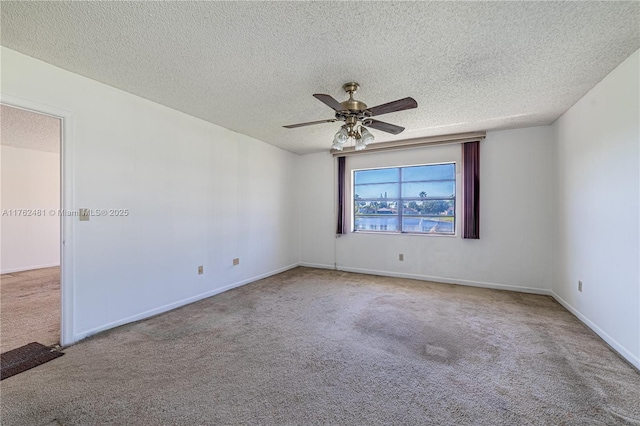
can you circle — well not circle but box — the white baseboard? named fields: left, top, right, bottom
left=299, top=262, right=336, bottom=270
left=550, top=290, right=640, bottom=370
left=1, top=263, right=60, bottom=274
left=334, top=265, right=552, bottom=296
left=73, top=263, right=298, bottom=342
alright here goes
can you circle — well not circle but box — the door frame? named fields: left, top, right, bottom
left=1, top=94, right=75, bottom=347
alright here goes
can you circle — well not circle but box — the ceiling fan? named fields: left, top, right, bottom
left=283, top=82, right=418, bottom=151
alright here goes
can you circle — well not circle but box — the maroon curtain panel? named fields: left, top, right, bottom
left=336, top=156, right=346, bottom=234
left=462, top=141, right=480, bottom=239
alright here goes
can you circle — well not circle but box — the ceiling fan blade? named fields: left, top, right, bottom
left=367, top=97, right=417, bottom=117
left=283, top=119, right=337, bottom=129
left=365, top=119, right=405, bottom=135
left=313, top=94, right=346, bottom=111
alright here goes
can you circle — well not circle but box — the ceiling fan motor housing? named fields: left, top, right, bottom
left=339, top=82, right=369, bottom=112
left=336, top=81, right=372, bottom=126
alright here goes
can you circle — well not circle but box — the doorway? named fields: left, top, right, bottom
left=1, top=104, right=62, bottom=353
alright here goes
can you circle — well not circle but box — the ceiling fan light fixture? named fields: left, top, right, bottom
left=331, top=141, right=344, bottom=151
left=360, top=126, right=375, bottom=146
left=354, top=137, right=367, bottom=151
left=333, top=127, right=348, bottom=145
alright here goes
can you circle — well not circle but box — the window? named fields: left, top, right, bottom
left=353, top=163, right=456, bottom=235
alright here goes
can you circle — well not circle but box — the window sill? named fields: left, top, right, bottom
left=351, top=231, right=457, bottom=238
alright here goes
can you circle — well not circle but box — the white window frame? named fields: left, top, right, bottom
left=350, top=161, right=458, bottom=236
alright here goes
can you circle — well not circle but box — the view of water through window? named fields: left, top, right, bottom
left=353, top=163, right=456, bottom=234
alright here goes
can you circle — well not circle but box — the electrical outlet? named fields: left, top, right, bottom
left=578, top=280, right=582, bottom=292
left=399, top=254, right=404, bottom=261
left=198, top=265, right=203, bottom=275
left=233, top=258, right=240, bottom=266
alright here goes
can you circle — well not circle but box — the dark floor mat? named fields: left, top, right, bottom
left=1, top=342, right=63, bottom=380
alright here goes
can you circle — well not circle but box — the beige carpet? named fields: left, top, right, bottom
left=1, top=267, right=639, bottom=425
left=1, top=267, right=60, bottom=353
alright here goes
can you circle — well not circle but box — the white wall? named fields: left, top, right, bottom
left=1, top=47, right=299, bottom=342
left=552, top=50, right=639, bottom=368
left=1, top=145, right=60, bottom=273
left=3, top=43, right=637, bottom=369
left=297, top=151, right=337, bottom=268
left=298, top=126, right=555, bottom=294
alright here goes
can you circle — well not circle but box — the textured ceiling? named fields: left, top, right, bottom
left=1, top=2, right=638, bottom=155
left=0, top=105, right=60, bottom=153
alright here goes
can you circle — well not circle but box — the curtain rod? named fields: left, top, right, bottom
left=332, top=131, right=486, bottom=157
